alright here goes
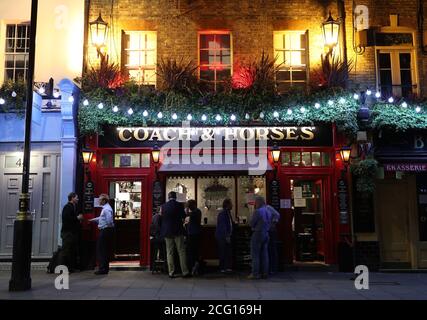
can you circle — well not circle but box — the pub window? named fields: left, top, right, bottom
left=165, top=177, right=196, bottom=203
left=110, top=153, right=150, bottom=168
left=113, top=154, right=140, bottom=168
left=122, top=31, right=156, bottom=86
left=237, top=176, right=266, bottom=224
left=197, top=176, right=235, bottom=226
left=274, top=31, right=308, bottom=92
left=101, top=154, right=110, bottom=168
left=281, top=151, right=331, bottom=167
left=199, top=32, right=232, bottom=91
left=4, top=24, right=30, bottom=82
left=377, top=50, right=417, bottom=98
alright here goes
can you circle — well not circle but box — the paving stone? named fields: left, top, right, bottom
left=1, top=270, right=427, bottom=300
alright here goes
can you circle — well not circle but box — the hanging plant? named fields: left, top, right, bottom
left=350, top=159, right=379, bottom=194
left=0, top=78, right=27, bottom=113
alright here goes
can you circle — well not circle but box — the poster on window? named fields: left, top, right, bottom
left=294, top=198, right=307, bottom=207
left=293, top=187, right=303, bottom=199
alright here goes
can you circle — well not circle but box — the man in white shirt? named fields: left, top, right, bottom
left=90, top=193, right=115, bottom=275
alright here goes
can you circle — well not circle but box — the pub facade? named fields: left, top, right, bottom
left=82, top=123, right=349, bottom=268
left=76, top=0, right=427, bottom=271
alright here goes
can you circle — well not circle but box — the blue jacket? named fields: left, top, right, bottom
left=250, top=205, right=272, bottom=236
left=160, top=199, right=186, bottom=238
left=215, top=209, right=233, bottom=240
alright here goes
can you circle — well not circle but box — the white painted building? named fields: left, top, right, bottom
left=0, top=0, right=84, bottom=258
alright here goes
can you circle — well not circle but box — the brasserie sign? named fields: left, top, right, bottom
left=99, top=125, right=333, bottom=148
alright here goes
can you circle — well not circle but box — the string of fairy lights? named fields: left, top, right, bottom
left=0, top=88, right=425, bottom=121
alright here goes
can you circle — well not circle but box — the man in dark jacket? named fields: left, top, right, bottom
left=160, top=191, right=190, bottom=278
left=215, top=198, right=234, bottom=273
left=59, top=192, right=83, bottom=272
left=150, top=210, right=166, bottom=271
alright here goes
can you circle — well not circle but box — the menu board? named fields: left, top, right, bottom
left=338, top=179, right=349, bottom=225
left=353, top=184, right=375, bottom=232
left=269, top=180, right=281, bottom=211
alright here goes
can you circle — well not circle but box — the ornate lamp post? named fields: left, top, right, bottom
left=270, top=143, right=281, bottom=178
left=151, top=143, right=161, bottom=176
left=81, top=148, right=94, bottom=178
left=322, top=11, right=341, bottom=51
left=89, top=12, right=108, bottom=58
left=9, top=0, right=38, bottom=292
left=340, top=146, right=352, bottom=169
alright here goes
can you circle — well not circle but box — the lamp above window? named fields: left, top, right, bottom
left=322, top=11, right=341, bottom=48
left=89, top=13, right=108, bottom=56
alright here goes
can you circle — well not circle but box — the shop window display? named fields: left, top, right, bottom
left=237, top=176, right=266, bottom=224
left=197, top=176, right=235, bottom=225
left=165, top=176, right=195, bottom=202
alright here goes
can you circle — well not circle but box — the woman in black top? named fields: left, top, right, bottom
left=185, top=199, right=202, bottom=275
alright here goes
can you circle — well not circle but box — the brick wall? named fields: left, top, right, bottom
left=87, top=0, right=427, bottom=96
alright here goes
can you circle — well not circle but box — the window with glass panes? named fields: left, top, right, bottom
left=377, top=50, right=416, bottom=98
left=281, top=151, right=331, bottom=167
left=4, top=24, right=30, bottom=82
left=274, top=31, right=308, bottom=92
left=122, top=31, right=156, bottom=86
left=199, top=33, right=232, bottom=91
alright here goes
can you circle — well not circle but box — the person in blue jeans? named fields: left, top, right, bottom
left=248, top=196, right=272, bottom=280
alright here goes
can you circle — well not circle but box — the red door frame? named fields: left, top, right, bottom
left=86, top=135, right=156, bottom=267
left=96, top=171, right=152, bottom=266
left=279, top=171, right=336, bottom=264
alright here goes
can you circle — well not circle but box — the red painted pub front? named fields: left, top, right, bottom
left=82, top=123, right=350, bottom=268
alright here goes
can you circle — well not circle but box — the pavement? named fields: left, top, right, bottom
left=1, top=268, right=427, bottom=300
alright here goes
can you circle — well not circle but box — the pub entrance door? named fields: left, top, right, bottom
left=290, top=178, right=325, bottom=262
left=100, top=176, right=150, bottom=265
left=282, top=175, right=333, bottom=264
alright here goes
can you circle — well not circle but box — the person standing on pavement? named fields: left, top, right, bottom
left=59, top=192, right=83, bottom=272
left=150, top=208, right=166, bottom=271
left=215, top=198, right=234, bottom=273
left=160, top=191, right=191, bottom=278
left=248, top=196, right=272, bottom=280
left=266, top=204, right=280, bottom=274
left=90, top=193, right=115, bottom=275
left=185, top=199, right=202, bottom=275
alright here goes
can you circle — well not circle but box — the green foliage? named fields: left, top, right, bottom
left=311, top=51, right=353, bottom=89
left=350, top=159, right=379, bottom=194
left=0, top=78, right=26, bottom=113
left=156, top=57, right=199, bottom=95
left=78, top=85, right=360, bottom=136
left=76, top=54, right=127, bottom=92
left=232, top=51, right=281, bottom=97
left=371, top=103, right=427, bottom=131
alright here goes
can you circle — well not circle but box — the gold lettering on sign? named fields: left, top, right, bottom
left=285, top=127, right=299, bottom=140
left=178, top=128, right=192, bottom=141
left=163, top=128, right=176, bottom=141
left=225, top=128, right=237, bottom=141
left=134, top=128, right=149, bottom=141
left=116, top=126, right=324, bottom=143
left=270, top=128, right=285, bottom=140
left=118, top=128, right=132, bottom=142
left=256, top=128, right=269, bottom=141
left=149, top=129, right=162, bottom=141
left=301, top=127, right=315, bottom=140
left=239, top=128, right=256, bottom=141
